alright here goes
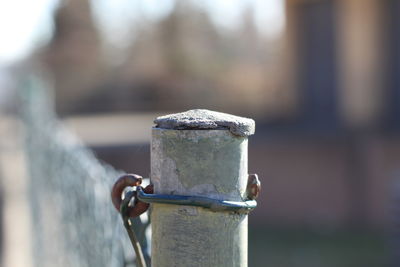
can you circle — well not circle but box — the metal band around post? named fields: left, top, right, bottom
left=136, top=186, right=257, bottom=213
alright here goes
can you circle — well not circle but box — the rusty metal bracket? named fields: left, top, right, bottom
left=111, top=174, right=153, bottom=218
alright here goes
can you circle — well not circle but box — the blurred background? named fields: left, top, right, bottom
left=0, top=0, right=398, bottom=266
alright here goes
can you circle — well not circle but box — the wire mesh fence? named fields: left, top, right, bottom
left=19, top=78, right=149, bottom=267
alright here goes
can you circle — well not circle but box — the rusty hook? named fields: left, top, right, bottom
left=111, top=174, right=153, bottom=218
left=247, top=174, right=261, bottom=200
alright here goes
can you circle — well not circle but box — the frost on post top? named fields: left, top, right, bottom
left=153, top=109, right=255, bottom=137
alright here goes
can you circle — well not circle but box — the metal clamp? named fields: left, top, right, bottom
left=135, top=186, right=257, bottom=213
left=111, top=173, right=260, bottom=267
left=111, top=173, right=261, bottom=219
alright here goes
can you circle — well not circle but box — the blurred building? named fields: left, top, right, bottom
left=285, top=0, right=400, bottom=130
left=261, top=0, right=400, bottom=229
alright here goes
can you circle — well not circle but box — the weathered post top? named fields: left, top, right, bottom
left=154, top=109, right=255, bottom=137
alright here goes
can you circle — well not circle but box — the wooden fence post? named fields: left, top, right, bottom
left=150, top=109, right=255, bottom=267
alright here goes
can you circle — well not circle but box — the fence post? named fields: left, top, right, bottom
left=150, top=109, right=256, bottom=267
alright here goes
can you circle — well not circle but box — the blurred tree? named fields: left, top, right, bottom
left=41, top=0, right=104, bottom=114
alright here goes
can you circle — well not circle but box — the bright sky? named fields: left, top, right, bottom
left=0, top=0, right=285, bottom=66
left=0, top=0, right=59, bottom=66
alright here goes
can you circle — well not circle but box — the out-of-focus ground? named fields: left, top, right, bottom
left=249, top=227, right=389, bottom=267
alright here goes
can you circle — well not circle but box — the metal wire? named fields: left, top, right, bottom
left=120, top=191, right=147, bottom=267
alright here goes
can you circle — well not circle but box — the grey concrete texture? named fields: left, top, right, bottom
left=151, top=128, right=249, bottom=266
left=154, top=109, right=255, bottom=137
